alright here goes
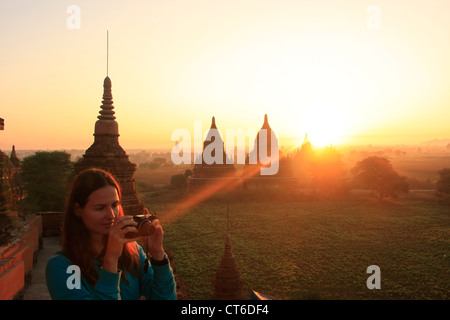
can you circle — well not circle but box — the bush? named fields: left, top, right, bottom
left=170, top=174, right=187, bottom=189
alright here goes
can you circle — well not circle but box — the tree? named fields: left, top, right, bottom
left=436, top=168, right=450, bottom=197
left=21, top=151, right=74, bottom=212
left=184, top=169, right=193, bottom=178
left=351, top=156, right=409, bottom=200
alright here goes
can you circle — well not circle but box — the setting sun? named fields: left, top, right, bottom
left=298, top=99, right=351, bottom=148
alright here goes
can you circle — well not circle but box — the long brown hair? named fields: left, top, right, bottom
left=61, top=168, right=140, bottom=286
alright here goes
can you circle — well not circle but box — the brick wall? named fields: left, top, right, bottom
left=0, top=214, right=42, bottom=300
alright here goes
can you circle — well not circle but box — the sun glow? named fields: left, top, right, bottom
left=236, top=34, right=375, bottom=148
left=2, top=1, right=450, bottom=151
left=299, top=99, right=351, bottom=148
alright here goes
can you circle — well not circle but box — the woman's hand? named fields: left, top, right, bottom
left=143, top=208, right=165, bottom=261
left=103, top=215, right=139, bottom=272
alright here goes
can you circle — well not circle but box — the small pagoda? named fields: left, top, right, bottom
left=75, top=76, right=144, bottom=216
left=212, top=233, right=245, bottom=300
left=187, top=117, right=241, bottom=192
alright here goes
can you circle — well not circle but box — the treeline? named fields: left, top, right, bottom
left=292, top=145, right=450, bottom=201
left=139, top=157, right=170, bottom=170
left=2, top=149, right=450, bottom=214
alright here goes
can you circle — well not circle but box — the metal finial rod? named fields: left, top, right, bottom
left=106, top=30, right=109, bottom=76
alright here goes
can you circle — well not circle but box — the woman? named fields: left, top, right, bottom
left=46, top=168, right=177, bottom=300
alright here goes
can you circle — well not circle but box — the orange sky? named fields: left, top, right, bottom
left=1, top=0, right=449, bottom=151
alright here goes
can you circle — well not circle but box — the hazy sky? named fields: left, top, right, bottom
left=1, top=0, right=450, bottom=151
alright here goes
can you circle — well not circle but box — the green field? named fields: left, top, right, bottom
left=139, top=188, right=449, bottom=300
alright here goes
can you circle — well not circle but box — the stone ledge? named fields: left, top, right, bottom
left=0, top=259, right=25, bottom=300
left=0, top=214, right=43, bottom=300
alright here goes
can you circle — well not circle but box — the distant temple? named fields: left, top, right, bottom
left=9, top=146, right=20, bottom=168
left=292, top=133, right=316, bottom=187
left=0, top=144, right=23, bottom=212
left=296, top=133, right=314, bottom=160
left=9, top=146, right=23, bottom=208
left=74, top=76, right=144, bottom=216
left=0, top=117, right=23, bottom=211
left=212, top=233, right=244, bottom=300
left=243, top=114, right=297, bottom=188
left=187, top=117, right=241, bottom=192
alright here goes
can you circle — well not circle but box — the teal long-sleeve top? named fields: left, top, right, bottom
left=45, top=244, right=177, bottom=300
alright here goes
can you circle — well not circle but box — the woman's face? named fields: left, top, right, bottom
left=77, top=185, right=121, bottom=237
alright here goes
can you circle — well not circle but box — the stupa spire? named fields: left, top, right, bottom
left=262, top=114, right=270, bottom=129
left=211, top=116, right=217, bottom=129
left=98, top=31, right=115, bottom=122
left=97, top=76, right=116, bottom=121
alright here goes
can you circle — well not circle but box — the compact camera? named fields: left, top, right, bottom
left=125, top=214, right=156, bottom=238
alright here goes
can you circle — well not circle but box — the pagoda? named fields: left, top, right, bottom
left=243, top=114, right=297, bottom=188
left=187, top=117, right=241, bottom=191
left=75, top=76, right=144, bottom=216
left=212, top=233, right=244, bottom=300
